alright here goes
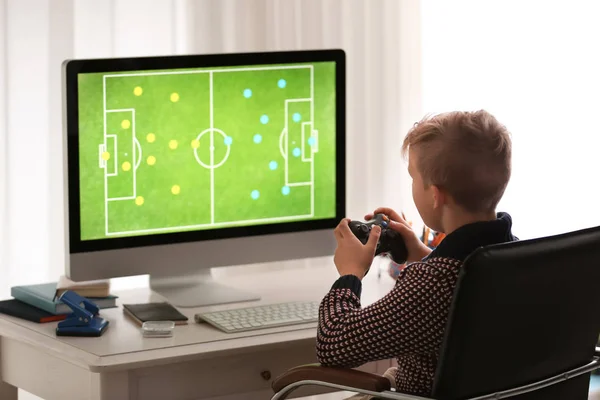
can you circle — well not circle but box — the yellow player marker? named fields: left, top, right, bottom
left=170, top=93, right=179, bottom=102
left=171, top=185, right=180, bottom=195
left=101, top=151, right=110, bottom=161
left=147, top=155, right=156, bottom=166
left=169, top=140, right=178, bottom=150
left=121, top=119, right=131, bottom=129
left=133, top=86, right=143, bottom=96
left=191, top=139, right=200, bottom=149
left=146, top=133, right=156, bottom=143
left=135, top=196, right=144, bottom=206
left=122, top=161, right=131, bottom=172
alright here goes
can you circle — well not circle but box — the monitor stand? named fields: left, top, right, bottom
left=149, top=270, right=261, bottom=307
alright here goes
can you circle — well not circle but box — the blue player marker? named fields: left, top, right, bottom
left=260, top=114, right=269, bottom=124
left=308, top=137, right=316, bottom=146
left=269, top=161, right=278, bottom=170
left=281, top=186, right=291, bottom=196
left=251, top=190, right=260, bottom=200
left=293, top=113, right=301, bottom=122
left=292, top=147, right=301, bottom=157
left=243, top=89, right=252, bottom=98
left=224, top=136, right=233, bottom=146
left=253, top=134, right=262, bottom=144
left=278, top=79, right=287, bottom=88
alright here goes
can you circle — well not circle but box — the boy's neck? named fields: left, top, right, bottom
left=442, top=209, right=497, bottom=235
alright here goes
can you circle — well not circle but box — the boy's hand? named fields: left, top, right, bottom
left=333, top=218, right=381, bottom=279
left=365, top=207, right=432, bottom=263
left=364, top=207, right=404, bottom=224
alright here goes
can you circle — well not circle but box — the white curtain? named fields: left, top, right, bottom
left=0, top=0, right=421, bottom=303
left=421, top=0, right=600, bottom=239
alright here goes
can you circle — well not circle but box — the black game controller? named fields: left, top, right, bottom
left=349, top=214, right=408, bottom=265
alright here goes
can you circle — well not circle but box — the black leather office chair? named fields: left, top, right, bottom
left=271, top=225, right=600, bottom=399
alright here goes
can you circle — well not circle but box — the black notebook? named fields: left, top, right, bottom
left=122, top=302, right=188, bottom=326
left=0, top=299, right=68, bottom=323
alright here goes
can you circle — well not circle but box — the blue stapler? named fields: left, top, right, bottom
left=56, top=290, right=109, bottom=337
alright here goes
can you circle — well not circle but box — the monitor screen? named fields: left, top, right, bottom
left=64, top=50, right=345, bottom=253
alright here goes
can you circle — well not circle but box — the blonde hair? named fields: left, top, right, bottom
left=402, top=110, right=512, bottom=213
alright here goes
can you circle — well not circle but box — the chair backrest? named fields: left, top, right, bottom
left=432, top=225, right=600, bottom=400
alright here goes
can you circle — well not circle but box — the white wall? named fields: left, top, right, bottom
left=5, top=0, right=53, bottom=291
left=0, top=0, right=7, bottom=297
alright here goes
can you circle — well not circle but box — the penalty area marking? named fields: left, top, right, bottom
left=103, top=108, right=136, bottom=202
left=311, top=130, right=319, bottom=152
left=107, top=196, right=136, bottom=201
left=284, top=98, right=315, bottom=189
left=301, top=122, right=311, bottom=162
left=101, top=134, right=118, bottom=177
left=301, top=122, right=319, bottom=162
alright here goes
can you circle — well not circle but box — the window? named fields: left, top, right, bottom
left=421, top=0, right=600, bottom=239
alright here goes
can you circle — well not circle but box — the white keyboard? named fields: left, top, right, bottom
left=194, top=301, right=320, bottom=333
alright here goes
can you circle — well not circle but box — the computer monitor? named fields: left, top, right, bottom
left=62, top=49, right=345, bottom=306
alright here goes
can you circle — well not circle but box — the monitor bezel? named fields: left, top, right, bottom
left=63, top=49, right=346, bottom=254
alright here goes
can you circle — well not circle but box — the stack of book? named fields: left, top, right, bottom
left=0, top=276, right=118, bottom=323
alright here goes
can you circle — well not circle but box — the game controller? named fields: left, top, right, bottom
left=349, top=214, right=408, bottom=265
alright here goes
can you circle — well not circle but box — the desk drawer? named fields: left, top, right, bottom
left=130, top=341, right=384, bottom=400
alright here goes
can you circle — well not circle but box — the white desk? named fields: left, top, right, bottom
left=0, top=258, right=396, bottom=400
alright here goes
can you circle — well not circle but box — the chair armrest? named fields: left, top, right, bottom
left=272, top=363, right=392, bottom=394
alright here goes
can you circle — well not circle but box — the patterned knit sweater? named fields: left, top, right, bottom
left=316, top=212, right=517, bottom=396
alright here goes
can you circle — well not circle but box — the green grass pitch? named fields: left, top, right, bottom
left=77, top=62, right=337, bottom=240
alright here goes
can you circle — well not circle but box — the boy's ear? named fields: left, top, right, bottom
left=431, top=185, right=446, bottom=209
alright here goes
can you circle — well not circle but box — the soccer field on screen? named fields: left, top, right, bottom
left=77, top=62, right=337, bottom=240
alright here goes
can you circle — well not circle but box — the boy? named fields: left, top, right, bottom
left=316, top=110, right=517, bottom=397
